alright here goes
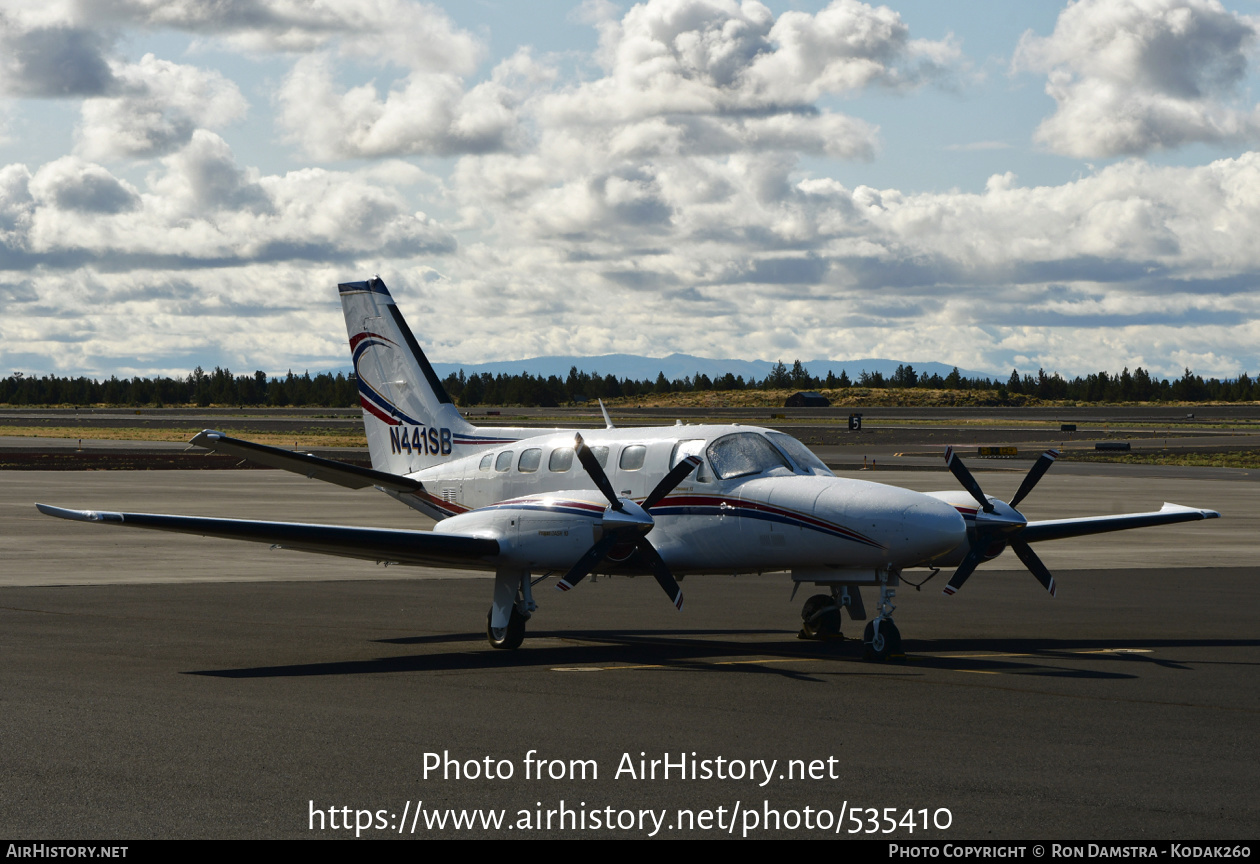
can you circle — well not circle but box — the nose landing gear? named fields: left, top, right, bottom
left=862, top=570, right=904, bottom=662
left=862, top=619, right=902, bottom=661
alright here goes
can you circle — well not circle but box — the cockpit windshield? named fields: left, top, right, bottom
left=706, top=432, right=795, bottom=480
left=766, top=432, right=834, bottom=476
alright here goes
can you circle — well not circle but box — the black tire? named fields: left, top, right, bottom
left=799, top=593, right=842, bottom=640
left=487, top=606, right=527, bottom=650
left=861, top=619, right=903, bottom=662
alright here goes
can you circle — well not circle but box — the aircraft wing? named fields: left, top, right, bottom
left=189, top=430, right=421, bottom=493
left=35, top=504, right=497, bottom=568
left=1019, top=502, right=1220, bottom=544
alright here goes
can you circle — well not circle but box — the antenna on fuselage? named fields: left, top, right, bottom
left=598, top=399, right=615, bottom=429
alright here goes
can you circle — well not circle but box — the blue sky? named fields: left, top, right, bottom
left=3, top=0, right=1260, bottom=380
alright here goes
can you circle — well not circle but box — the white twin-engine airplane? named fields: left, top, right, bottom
left=38, top=278, right=1221, bottom=661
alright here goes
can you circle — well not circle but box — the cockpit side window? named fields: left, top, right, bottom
left=706, top=432, right=794, bottom=480
left=766, top=432, right=834, bottom=476
left=670, top=438, right=712, bottom=483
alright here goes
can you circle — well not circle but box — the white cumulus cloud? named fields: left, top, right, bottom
left=277, top=49, right=549, bottom=160
left=89, top=0, right=484, bottom=73
left=1015, top=0, right=1260, bottom=157
left=76, top=54, right=248, bottom=160
left=2, top=133, right=455, bottom=268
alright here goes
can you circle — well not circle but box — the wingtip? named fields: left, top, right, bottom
left=1159, top=502, right=1221, bottom=519
left=37, top=503, right=102, bottom=522
left=36, top=502, right=74, bottom=519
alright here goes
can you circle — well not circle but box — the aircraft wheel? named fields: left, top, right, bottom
left=862, top=620, right=903, bottom=662
left=487, top=606, right=527, bottom=650
left=799, top=593, right=842, bottom=640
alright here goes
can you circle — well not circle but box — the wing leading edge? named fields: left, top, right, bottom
left=35, top=504, right=498, bottom=568
left=1019, top=502, right=1220, bottom=544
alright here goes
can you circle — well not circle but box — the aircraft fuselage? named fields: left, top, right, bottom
left=393, top=423, right=968, bottom=577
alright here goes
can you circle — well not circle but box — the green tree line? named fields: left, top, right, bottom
left=1, top=362, right=1256, bottom=407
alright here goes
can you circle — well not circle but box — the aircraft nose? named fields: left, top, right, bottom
left=816, top=483, right=966, bottom=566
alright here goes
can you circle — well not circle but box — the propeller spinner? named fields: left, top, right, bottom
left=555, top=433, right=700, bottom=610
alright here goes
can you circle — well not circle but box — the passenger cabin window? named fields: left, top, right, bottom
left=478, top=454, right=493, bottom=471
left=589, top=445, right=609, bottom=468
left=619, top=445, right=646, bottom=470
left=670, top=439, right=712, bottom=483
left=766, top=432, right=834, bottom=476
left=494, top=451, right=513, bottom=472
left=548, top=448, right=573, bottom=472
left=518, top=448, right=542, bottom=473
left=706, top=432, right=794, bottom=480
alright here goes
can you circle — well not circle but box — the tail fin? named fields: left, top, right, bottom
left=339, top=277, right=475, bottom=474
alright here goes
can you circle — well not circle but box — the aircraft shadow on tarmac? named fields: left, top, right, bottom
left=372, top=627, right=781, bottom=645
left=184, top=632, right=1258, bottom=682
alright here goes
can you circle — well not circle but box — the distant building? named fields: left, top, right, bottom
left=784, top=391, right=830, bottom=407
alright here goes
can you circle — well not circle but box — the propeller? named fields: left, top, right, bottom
left=556, top=433, right=699, bottom=610
left=1010, top=448, right=1059, bottom=509
left=941, top=447, right=1060, bottom=598
left=944, top=445, right=994, bottom=513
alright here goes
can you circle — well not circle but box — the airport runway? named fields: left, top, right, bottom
left=2, top=468, right=1256, bottom=840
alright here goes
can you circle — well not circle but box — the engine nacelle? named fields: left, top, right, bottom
left=432, top=492, right=604, bottom=570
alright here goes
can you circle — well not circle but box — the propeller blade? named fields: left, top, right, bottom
left=942, top=546, right=985, bottom=596
left=634, top=538, right=684, bottom=610
left=643, top=455, right=701, bottom=511
left=944, top=446, right=993, bottom=513
left=1010, top=449, right=1060, bottom=509
left=573, top=433, right=621, bottom=511
left=555, top=534, right=619, bottom=592
left=1010, top=540, right=1057, bottom=597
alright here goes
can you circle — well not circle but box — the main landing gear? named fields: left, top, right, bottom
left=487, top=606, right=527, bottom=650
left=799, top=593, right=843, bottom=640
left=487, top=568, right=535, bottom=650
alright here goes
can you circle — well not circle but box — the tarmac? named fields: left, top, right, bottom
left=2, top=465, right=1257, bottom=840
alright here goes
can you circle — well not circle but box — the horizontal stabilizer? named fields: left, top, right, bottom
left=35, top=504, right=497, bottom=568
left=190, top=430, right=421, bottom=493
left=1020, top=503, right=1220, bottom=544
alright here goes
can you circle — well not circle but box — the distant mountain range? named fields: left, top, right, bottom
left=428, top=353, right=1000, bottom=383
